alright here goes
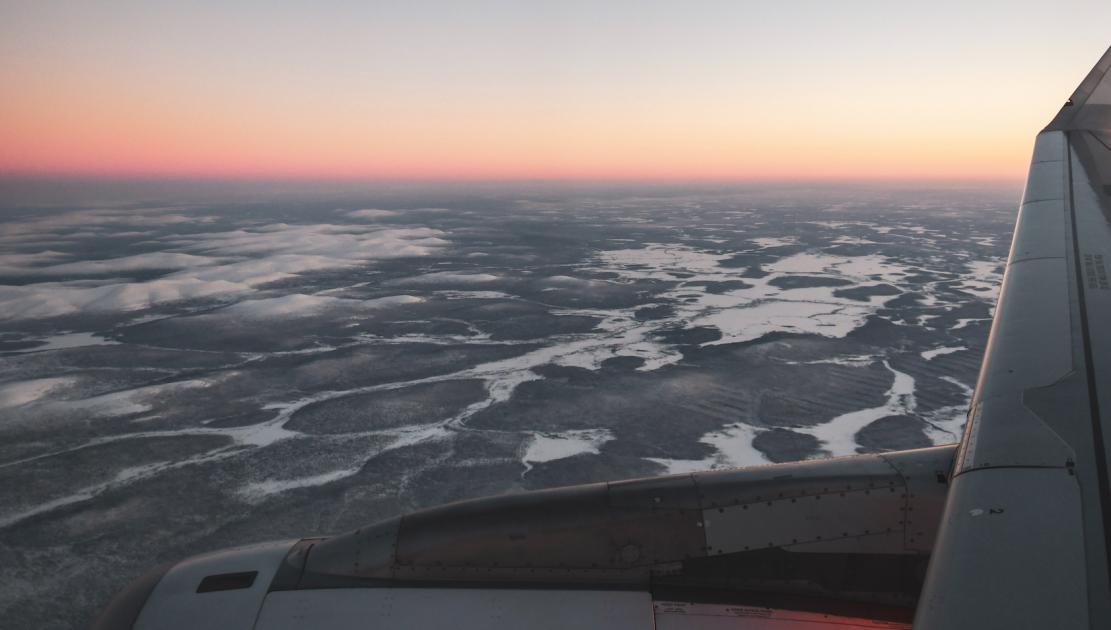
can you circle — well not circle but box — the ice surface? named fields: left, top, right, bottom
left=593, top=245, right=908, bottom=348
left=750, top=237, right=798, bottom=248
left=0, top=188, right=1012, bottom=628
left=922, top=376, right=974, bottom=443
left=647, top=423, right=769, bottom=474
left=798, top=361, right=916, bottom=457
left=921, top=346, right=966, bottom=361
left=523, top=429, right=613, bottom=465
left=240, top=467, right=363, bottom=502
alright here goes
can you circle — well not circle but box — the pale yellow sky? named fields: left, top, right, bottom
left=1, top=1, right=1109, bottom=181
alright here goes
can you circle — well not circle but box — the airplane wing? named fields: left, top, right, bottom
left=93, top=45, right=1111, bottom=630
left=914, top=44, right=1111, bottom=629
left=98, top=447, right=954, bottom=629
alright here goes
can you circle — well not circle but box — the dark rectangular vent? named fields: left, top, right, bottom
left=196, top=571, right=258, bottom=593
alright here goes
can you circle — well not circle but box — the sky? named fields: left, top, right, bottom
left=1, top=1, right=1110, bottom=182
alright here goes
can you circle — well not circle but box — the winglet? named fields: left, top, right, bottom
left=1045, top=44, right=1111, bottom=132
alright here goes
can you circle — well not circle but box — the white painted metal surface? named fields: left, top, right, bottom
left=133, top=541, right=295, bottom=630
left=254, top=588, right=653, bottom=630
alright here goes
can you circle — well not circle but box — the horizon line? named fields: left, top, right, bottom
left=0, top=173, right=1026, bottom=186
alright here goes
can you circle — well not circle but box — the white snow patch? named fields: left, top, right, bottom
left=523, top=429, right=613, bottom=464
left=781, top=355, right=878, bottom=367
left=698, top=300, right=868, bottom=346
left=921, top=346, right=966, bottom=361
left=240, top=467, right=361, bottom=502
left=831, top=236, right=878, bottom=245
left=591, top=244, right=913, bottom=349
left=797, top=361, right=916, bottom=457
left=955, top=260, right=1003, bottom=298
left=952, top=318, right=989, bottom=330
left=751, top=237, right=798, bottom=248
left=922, top=376, right=974, bottom=443
left=647, top=423, right=769, bottom=474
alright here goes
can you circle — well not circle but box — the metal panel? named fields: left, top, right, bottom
left=302, top=518, right=399, bottom=580
left=90, top=562, right=173, bottom=630
left=880, top=447, right=953, bottom=553
left=295, top=480, right=706, bottom=587
left=133, top=540, right=296, bottom=630
left=1030, top=128, right=1067, bottom=163
left=957, top=254, right=1077, bottom=472
left=693, top=454, right=898, bottom=510
left=608, top=473, right=702, bottom=510
left=914, top=468, right=1088, bottom=629
left=1009, top=199, right=1067, bottom=264
left=703, top=487, right=904, bottom=555
left=254, top=588, right=652, bottom=630
left=1022, top=154, right=1066, bottom=202
left=700, top=447, right=951, bottom=557
left=395, top=483, right=616, bottom=571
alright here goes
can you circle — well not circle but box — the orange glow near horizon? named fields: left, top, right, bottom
left=2, top=3, right=1109, bottom=183
left=0, top=82, right=1043, bottom=182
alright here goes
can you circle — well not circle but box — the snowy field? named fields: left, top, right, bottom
left=0, top=182, right=1016, bottom=628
